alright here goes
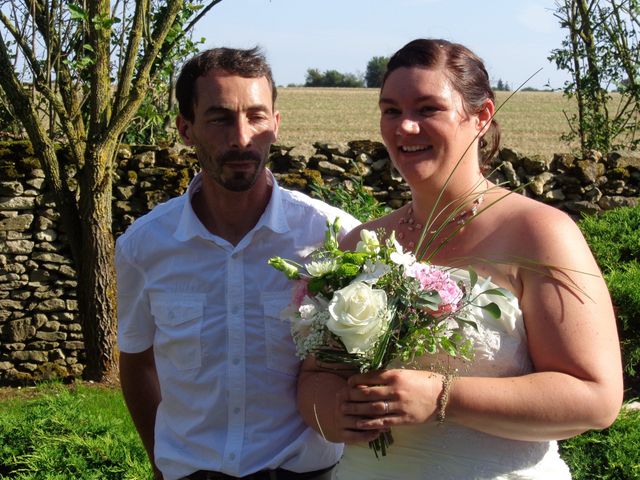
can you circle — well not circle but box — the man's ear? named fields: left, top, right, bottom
left=176, top=114, right=194, bottom=146
left=273, top=110, right=281, bottom=141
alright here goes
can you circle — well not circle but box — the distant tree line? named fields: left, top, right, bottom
left=494, top=79, right=511, bottom=91
left=304, top=56, right=389, bottom=88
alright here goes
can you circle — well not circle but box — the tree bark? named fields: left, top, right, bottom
left=77, top=144, right=119, bottom=381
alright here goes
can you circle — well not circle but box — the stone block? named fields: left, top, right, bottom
left=5, top=319, right=35, bottom=343
left=0, top=214, right=34, bottom=231
left=4, top=240, right=35, bottom=254
left=34, top=298, right=66, bottom=312
left=0, top=196, right=36, bottom=210
left=32, top=252, right=70, bottom=264
left=11, top=350, right=48, bottom=362
left=63, top=341, right=84, bottom=350
left=0, top=181, right=24, bottom=196
left=35, top=229, right=57, bottom=242
left=35, top=331, right=67, bottom=341
left=317, top=161, right=345, bottom=176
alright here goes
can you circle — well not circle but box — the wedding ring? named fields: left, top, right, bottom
left=383, top=400, right=389, bottom=414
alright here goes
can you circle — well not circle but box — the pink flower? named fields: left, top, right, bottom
left=405, top=263, right=463, bottom=312
left=292, top=279, right=310, bottom=308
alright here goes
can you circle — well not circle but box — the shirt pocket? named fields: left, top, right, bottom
left=262, top=291, right=300, bottom=377
left=149, top=293, right=205, bottom=371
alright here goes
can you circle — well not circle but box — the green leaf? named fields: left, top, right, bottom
left=469, top=268, right=478, bottom=288
left=307, top=277, right=325, bottom=294
left=68, top=4, right=88, bottom=21
left=92, top=14, right=119, bottom=30
left=480, top=288, right=509, bottom=297
left=440, top=337, right=458, bottom=356
left=417, top=290, right=441, bottom=302
left=481, top=302, right=502, bottom=319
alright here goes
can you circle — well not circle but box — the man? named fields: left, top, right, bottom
left=117, top=47, right=359, bottom=480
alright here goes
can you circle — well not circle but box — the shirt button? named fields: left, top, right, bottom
left=233, top=407, right=241, bottom=414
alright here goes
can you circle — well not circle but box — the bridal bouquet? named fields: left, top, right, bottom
left=268, top=217, right=506, bottom=457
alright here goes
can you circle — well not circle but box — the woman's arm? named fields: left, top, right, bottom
left=341, top=207, right=623, bottom=441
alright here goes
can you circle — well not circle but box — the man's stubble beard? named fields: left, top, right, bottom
left=200, top=149, right=268, bottom=192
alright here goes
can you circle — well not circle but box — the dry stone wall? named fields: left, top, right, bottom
left=1, top=140, right=639, bottom=384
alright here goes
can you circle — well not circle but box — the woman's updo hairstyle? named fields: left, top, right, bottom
left=382, top=39, right=501, bottom=166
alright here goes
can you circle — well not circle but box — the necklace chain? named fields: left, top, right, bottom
left=397, top=195, right=485, bottom=248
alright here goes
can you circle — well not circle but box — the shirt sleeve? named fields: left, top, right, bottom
left=115, top=237, right=155, bottom=353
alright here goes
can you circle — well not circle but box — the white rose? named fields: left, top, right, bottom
left=356, top=229, right=381, bottom=254
left=327, top=281, right=389, bottom=354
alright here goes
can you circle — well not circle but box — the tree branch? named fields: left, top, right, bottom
left=105, top=0, right=184, bottom=141
left=113, top=0, right=148, bottom=116
left=0, top=29, right=82, bottom=264
left=0, top=8, right=85, bottom=165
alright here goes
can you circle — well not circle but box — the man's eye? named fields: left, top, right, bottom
left=381, top=107, right=400, bottom=115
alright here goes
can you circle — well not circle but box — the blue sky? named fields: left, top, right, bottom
left=193, top=0, right=569, bottom=90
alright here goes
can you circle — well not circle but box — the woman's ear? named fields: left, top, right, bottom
left=477, top=99, right=495, bottom=134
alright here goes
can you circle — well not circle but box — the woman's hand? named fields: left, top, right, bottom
left=332, top=385, right=387, bottom=444
left=340, top=369, right=444, bottom=431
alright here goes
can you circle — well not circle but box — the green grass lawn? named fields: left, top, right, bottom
left=0, top=382, right=151, bottom=480
left=0, top=382, right=637, bottom=480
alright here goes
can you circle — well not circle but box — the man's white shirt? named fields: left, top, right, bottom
left=117, top=171, right=359, bottom=480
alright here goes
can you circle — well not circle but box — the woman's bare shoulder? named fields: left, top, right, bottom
left=339, top=213, right=400, bottom=251
left=488, top=191, right=593, bottom=269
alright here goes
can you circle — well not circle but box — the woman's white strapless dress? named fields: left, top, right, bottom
left=335, top=273, right=572, bottom=480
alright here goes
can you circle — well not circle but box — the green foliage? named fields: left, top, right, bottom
left=559, top=407, right=640, bottom=480
left=122, top=3, right=206, bottom=144
left=0, top=382, right=151, bottom=479
left=549, top=0, right=640, bottom=153
left=607, top=264, right=640, bottom=377
left=579, top=205, right=640, bottom=271
left=365, top=56, right=388, bottom=88
left=304, top=68, right=364, bottom=88
left=579, top=206, right=640, bottom=379
left=309, top=177, right=391, bottom=222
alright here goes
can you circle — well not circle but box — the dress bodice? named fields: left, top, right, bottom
left=335, top=273, right=572, bottom=480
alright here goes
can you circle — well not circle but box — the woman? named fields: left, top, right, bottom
left=297, top=39, right=623, bottom=479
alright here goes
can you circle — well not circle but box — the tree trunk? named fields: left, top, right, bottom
left=77, top=145, right=118, bottom=382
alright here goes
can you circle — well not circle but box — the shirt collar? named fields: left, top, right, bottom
left=173, top=170, right=290, bottom=242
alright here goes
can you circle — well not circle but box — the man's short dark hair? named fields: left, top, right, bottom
left=175, top=46, right=277, bottom=121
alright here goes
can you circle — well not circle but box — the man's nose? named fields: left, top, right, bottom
left=230, top=117, right=252, bottom=148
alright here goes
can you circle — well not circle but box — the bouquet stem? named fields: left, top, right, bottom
left=369, top=430, right=394, bottom=458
